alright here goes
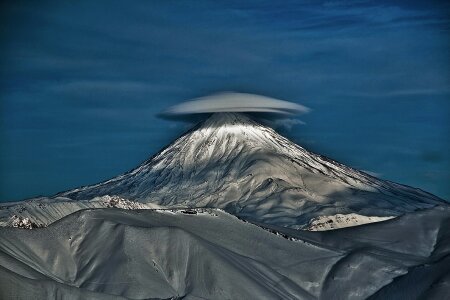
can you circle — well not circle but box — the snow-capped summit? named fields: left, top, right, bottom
left=56, top=112, right=444, bottom=229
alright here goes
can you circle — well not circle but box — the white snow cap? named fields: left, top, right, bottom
left=162, top=92, right=310, bottom=117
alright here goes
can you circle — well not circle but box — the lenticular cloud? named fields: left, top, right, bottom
left=161, top=92, right=310, bottom=118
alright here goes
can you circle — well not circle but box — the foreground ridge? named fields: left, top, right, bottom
left=1, top=206, right=449, bottom=299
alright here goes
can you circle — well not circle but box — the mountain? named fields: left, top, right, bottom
left=1, top=112, right=449, bottom=299
left=50, top=112, right=443, bottom=229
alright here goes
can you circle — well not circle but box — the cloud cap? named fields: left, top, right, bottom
left=160, top=92, right=310, bottom=120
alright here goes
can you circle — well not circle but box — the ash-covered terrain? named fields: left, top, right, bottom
left=1, top=112, right=449, bottom=299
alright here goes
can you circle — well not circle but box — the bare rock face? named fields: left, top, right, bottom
left=10, top=215, right=44, bottom=229
left=101, top=195, right=149, bottom=210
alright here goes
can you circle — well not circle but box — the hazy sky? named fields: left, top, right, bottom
left=1, top=0, right=449, bottom=202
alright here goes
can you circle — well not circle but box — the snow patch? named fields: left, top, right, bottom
left=306, top=213, right=395, bottom=231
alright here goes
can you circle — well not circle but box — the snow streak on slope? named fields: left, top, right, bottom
left=55, top=112, right=443, bottom=229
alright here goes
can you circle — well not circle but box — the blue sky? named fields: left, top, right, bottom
left=1, top=0, right=449, bottom=202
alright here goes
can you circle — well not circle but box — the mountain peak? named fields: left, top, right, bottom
left=200, top=112, right=259, bottom=128
left=191, top=112, right=274, bottom=147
